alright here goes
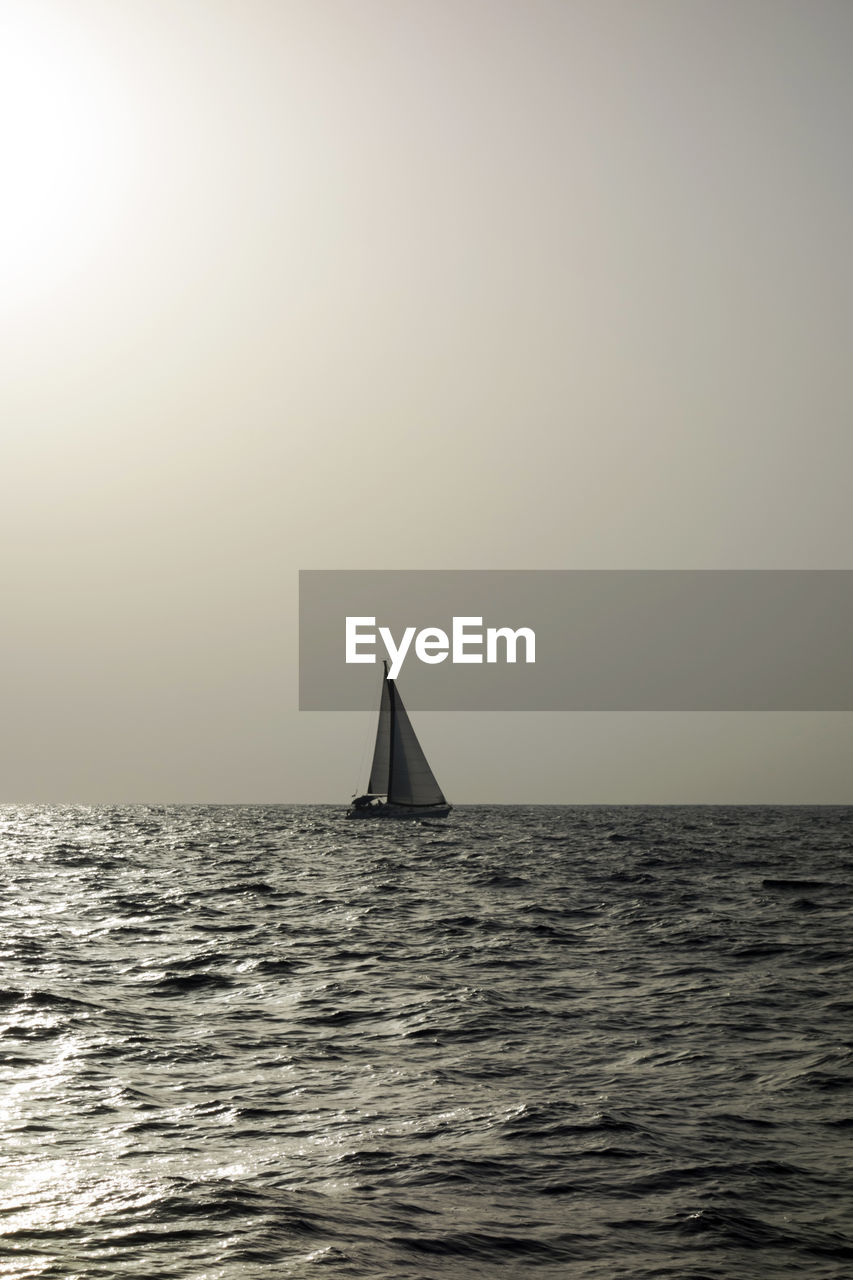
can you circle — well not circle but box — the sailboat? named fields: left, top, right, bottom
left=347, top=662, right=452, bottom=819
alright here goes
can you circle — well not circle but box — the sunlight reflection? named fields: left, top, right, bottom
left=1, top=5, right=138, bottom=315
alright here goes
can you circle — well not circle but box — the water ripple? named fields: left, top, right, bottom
left=0, top=803, right=851, bottom=1278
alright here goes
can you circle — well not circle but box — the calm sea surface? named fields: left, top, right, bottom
left=1, top=804, right=851, bottom=1279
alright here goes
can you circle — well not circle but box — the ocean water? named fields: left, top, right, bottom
left=1, top=804, right=851, bottom=1279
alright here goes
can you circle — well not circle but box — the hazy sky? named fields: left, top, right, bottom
left=2, top=0, right=851, bottom=801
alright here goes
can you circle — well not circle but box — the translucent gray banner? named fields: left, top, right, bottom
left=299, top=570, right=853, bottom=710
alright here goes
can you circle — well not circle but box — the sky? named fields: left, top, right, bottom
left=2, top=0, right=852, bottom=802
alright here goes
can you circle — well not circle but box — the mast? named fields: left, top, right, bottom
left=386, top=662, right=395, bottom=801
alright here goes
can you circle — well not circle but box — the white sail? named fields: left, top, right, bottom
left=388, top=686, right=447, bottom=807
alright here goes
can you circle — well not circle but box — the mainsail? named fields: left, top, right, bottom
left=367, top=672, right=391, bottom=795
left=366, top=663, right=447, bottom=808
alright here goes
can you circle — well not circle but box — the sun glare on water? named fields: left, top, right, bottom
left=1, top=3, right=137, bottom=319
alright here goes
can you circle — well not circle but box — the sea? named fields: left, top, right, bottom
left=1, top=804, right=851, bottom=1279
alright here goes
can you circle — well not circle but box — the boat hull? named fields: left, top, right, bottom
left=346, top=802, right=452, bottom=820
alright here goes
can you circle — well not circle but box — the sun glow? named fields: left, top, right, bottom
left=1, top=4, right=137, bottom=317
